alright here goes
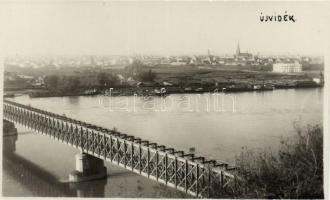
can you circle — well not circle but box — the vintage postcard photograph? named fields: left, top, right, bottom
left=1, top=1, right=329, bottom=199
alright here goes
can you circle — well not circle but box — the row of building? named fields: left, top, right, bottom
left=5, top=43, right=323, bottom=71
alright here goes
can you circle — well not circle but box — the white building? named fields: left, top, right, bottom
left=313, top=78, right=321, bottom=84
left=170, top=61, right=186, bottom=66
left=273, top=61, right=302, bottom=73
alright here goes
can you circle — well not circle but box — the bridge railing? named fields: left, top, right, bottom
left=3, top=100, right=237, bottom=198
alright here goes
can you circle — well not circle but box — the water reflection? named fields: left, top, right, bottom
left=66, top=96, right=80, bottom=105
left=69, top=179, right=107, bottom=197
left=2, top=122, right=106, bottom=197
left=3, top=152, right=76, bottom=197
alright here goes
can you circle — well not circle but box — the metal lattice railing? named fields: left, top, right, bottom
left=3, top=100, right=237, bottom=198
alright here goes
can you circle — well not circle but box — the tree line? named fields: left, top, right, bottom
left=44, top=61, right=157, bottom=92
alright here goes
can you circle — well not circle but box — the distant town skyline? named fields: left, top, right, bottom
left=1, top=1, right=328, bottom=56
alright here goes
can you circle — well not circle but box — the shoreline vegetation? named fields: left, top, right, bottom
left=4, top=81, right=323, bottom=98
left=4, top=61, right=324, bottom=98
left=234, top=124, right=323, bottom=199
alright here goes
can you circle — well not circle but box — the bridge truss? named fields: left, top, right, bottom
left=3, top=100, right=237, bottom=198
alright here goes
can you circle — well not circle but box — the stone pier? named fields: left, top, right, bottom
left=3, top=119, right=18, bottom=153
left=69, top=153, right=107, bottom=182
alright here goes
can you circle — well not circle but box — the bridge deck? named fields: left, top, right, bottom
left=3, top=99, right=237, bottom=198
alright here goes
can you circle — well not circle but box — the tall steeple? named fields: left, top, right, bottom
left=236, top=41, right=240, bottom=56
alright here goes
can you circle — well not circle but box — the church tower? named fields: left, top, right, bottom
left=236, top=42, right=240, bottom=57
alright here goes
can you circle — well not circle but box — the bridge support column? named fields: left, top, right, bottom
left=3, top=119, right=18, bottom=154
left=69, top=153, right=107, bottom=182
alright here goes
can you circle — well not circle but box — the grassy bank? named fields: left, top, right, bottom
left=234, top=124, right=323, bottom=198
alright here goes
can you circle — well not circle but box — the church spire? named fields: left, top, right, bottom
left=236, top=41, right=240, bottom=56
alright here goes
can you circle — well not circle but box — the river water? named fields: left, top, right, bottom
left=2, top=88, right=323, bottom=197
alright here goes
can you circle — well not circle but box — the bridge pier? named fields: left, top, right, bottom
left=3, top=119, right=18, bottom=153
left=69, top=153, right=107, bottom=183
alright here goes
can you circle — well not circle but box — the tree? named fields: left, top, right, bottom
left=67, top=76, right=80, bottom=91
left=44, top=75, right=59, bottom=91
left=98, top=73, right=108, bottom=87
left=125, top=59, right=144, bottom=77
left=97, top=73, right=119, bottom=88
left=138, top=69, right=156, bottom=82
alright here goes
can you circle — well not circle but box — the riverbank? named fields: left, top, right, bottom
left=235, top=124, right=323, bottom=198
left=18, top=82, right=322, bottom=98
left=4, top=63, right=323, bottom=98
left=4, top=84, right=323, bottom=98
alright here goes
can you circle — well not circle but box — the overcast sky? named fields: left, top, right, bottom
left=1, top=1, right=329, bottom=56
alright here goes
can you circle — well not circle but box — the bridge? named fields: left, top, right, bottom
left=3, top=99, right=237, bottom=198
